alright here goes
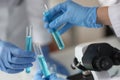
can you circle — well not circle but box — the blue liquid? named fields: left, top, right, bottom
left=26, top=68, right=31, bottom=73
left=25, top=36, right=32, bottom=73
left=52, top=31, right=65, bottom=50
left=44, top=11, right=65, bottom=50
left=38, top=55, right=50, bottom=77
left=43, top=11, right=65, bottom=50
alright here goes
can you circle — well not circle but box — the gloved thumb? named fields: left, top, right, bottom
left=49, top=13, right=67, bottom=31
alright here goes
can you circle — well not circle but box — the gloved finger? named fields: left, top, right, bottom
left=44, top=22, right=49, bottom=29
left=49, top=74, right=58, bottom=80
left=6, top=69, right=23, bottom=74
left=47, top=28, right=56, bottom=33
left=43, top=12, right=49, bottom=22
left=44, top=22, right=53, bottom=33
left=49, top=13, right=67, bottom=30
left=5, top=61, right=33, bottom=69
left=33, top=71, right=43, bottom=80
left=44, top=21, right=59, bottom=33
left=9, top=57, right=35, bottom=64
left=58, top=23, right=73, bottom=35
left=3, top=41, right=18, bottom=48
left=43, top=1, right=67, bottom=24
left=45, top=3, right=65, bottom=22
left=11, top=48, right=35, bottom=58
left=9, top=63, right=33, bottom=69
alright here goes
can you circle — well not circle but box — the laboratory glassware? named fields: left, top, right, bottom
left=44, top=4, right=65, bottom=50
left=25, top=26, right=32, bottom=73
left=33, top=43, right=51, bottom=78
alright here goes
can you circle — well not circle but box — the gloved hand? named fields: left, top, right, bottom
left=40, top=45, right=69, bottom=75
left=0, top=40, right=35, bottom=73
left=44, top=0, right=102, bottom=35
left=33, top=71, right=66, bottom=80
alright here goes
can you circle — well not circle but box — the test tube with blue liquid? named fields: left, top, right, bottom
left=44, top=4, right=65, bottom=50
left=33, top=43, right=50, bottom=78
left=25, top=26, right=32, bottom=73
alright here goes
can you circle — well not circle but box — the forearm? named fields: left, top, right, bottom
left=97, top=7, right=112, bottom=26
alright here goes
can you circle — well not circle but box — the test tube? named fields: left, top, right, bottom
left=44, top=4, right=65, bottom=50
left=52, top=31, right=65, bottom=50
left=33, top=44, right=50, bottom=77
left=25, top=26, right=32, bottom=73
left=38, top=55, right=51, bottom=77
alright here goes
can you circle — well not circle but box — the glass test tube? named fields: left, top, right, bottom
left=25, top=26, right=32, bottom=73
left=44, top=4, right=65, bottom=50
left=38, top=55, right=51, bottom=77
left=33, top=44, right=50, bottom=77
left=52, top=31, right=65, bottom=50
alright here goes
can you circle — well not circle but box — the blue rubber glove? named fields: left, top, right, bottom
left=0, top=40, right=35, bottom=73
left=33, top=71, right=66, bottom=80
left=41, top=45, right=69, bottom=75
left=44, top=0, right=102, bottom=35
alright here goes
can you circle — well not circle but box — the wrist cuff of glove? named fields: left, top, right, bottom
left=88, top=7, right=103, bottom=28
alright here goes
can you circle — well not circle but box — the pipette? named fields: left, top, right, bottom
left=25, top=26, right=32, bottom=73
left=44, top=4, right=65, bottom=50
left=33, top=43, right=51, bottom=77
